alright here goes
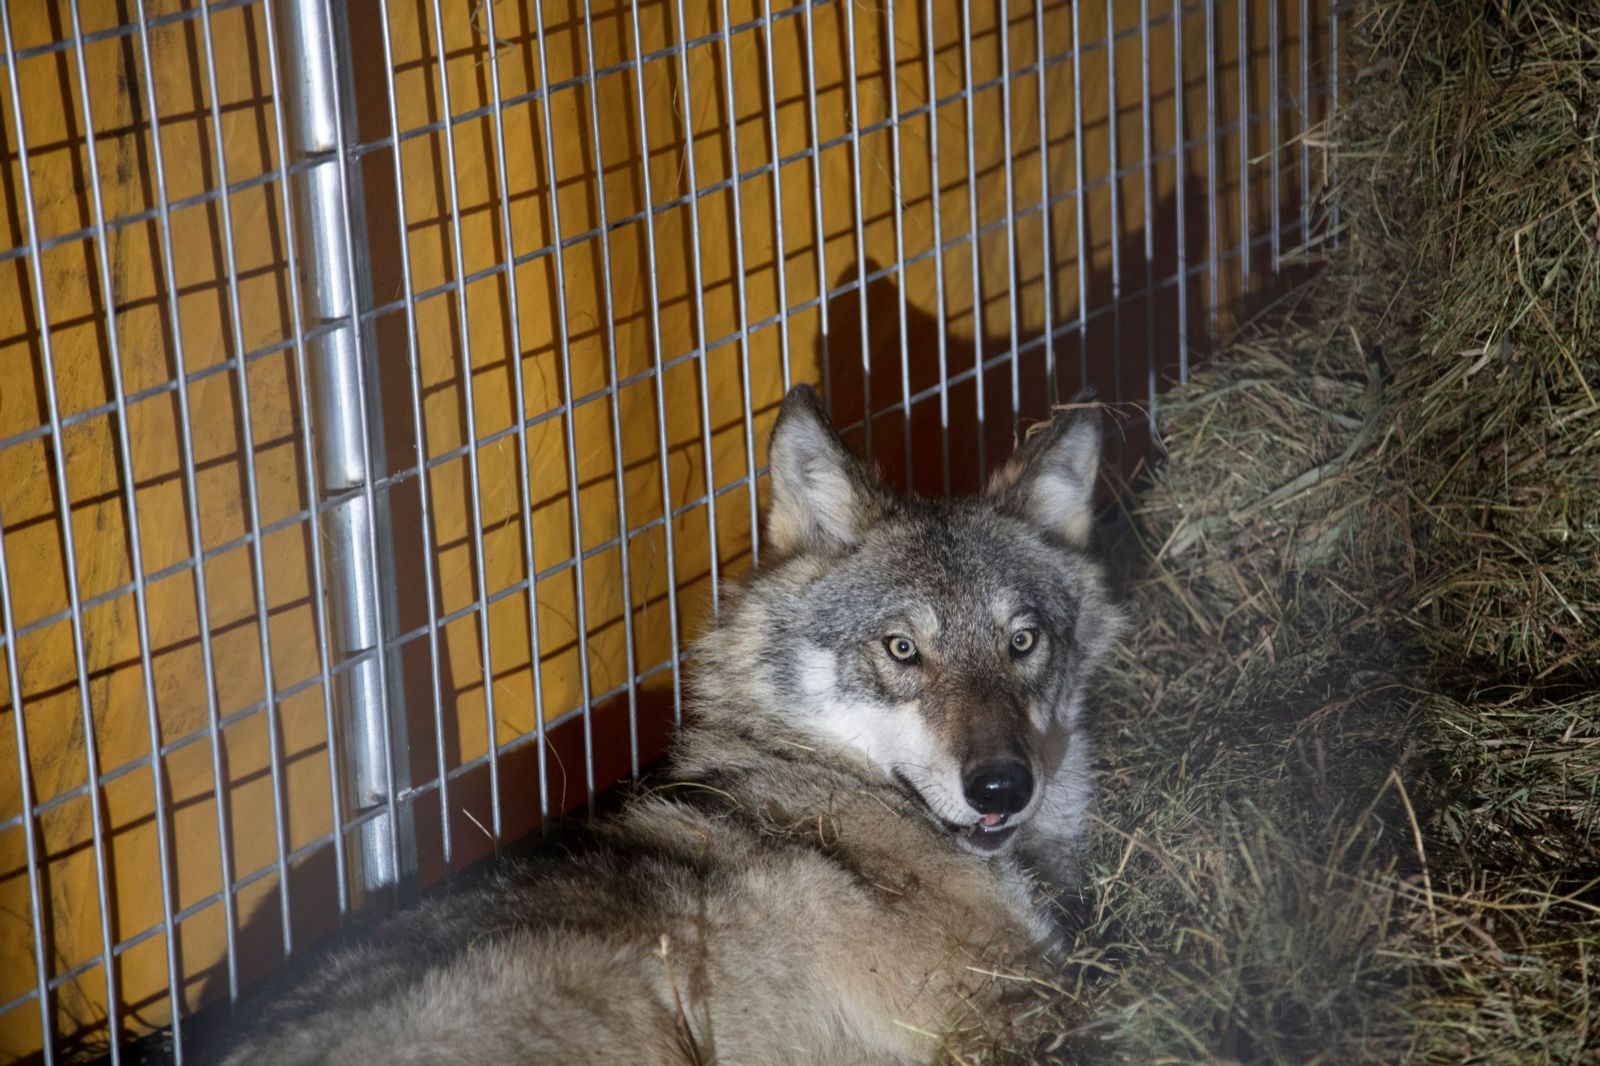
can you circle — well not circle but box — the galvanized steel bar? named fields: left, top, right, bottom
left=1300, top=0, right=1311, bottom=249
left=371, top=0, right=455, bottom=849
left=627, top=0, right=687, bottom=730
left=194, top=0, right=297, bottom=933
left=1105, top=0, right=1125, bottom=448
left=998, top=0, right=1023, bottom=422
left=1269, top=0, right=1281, bottom=273
left=0, top=6, right=123, bottom=1055
left=1204, top=0, right=1220, bottom=340
left=128, top=0, right=258, bottom=987
left=959, top=0, right=988, bottom=474
left=1070, top=0, right=1089, bottom=388
left=258, top=0, right=349, bottom=919
left=579, top=0, right=644, bottom=776
left=924, top=0, right=953, bottom=494
left=531, top=0, right=600, bottom=809
left=311, top=0, right=405, bottom=891
left=1238, top=0, right=1251, bottom=291
left=714, top=0, right=765, bottom=568
left=843, top=0, right=875, bottom=460
left=281, top=0, right=405, bottom=892
left=64, top=1, right=185, bottom=1051
left=0, top=497, right=53, bottom=1061
left=887, top=0, right=915, bottom=486
left=1141, top=0, right=1158, bottom=425
left=801, top=0, right=833, bottom=410
left=422, top=0, right=507, bottom=839
left=759, top=0, right=794, bottom=392
left=481, top=0, right=555, bottom=818
left=1174, top=0, right=1191, bottom=382
left=1035, top=0, right=1059, bottom=404
left=670, top=0, right=725, bottom=620
left=1328, top=0, right=1340, bottom=245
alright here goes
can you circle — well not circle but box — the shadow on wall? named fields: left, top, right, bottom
left=818, top=171, right=1316, bottom=503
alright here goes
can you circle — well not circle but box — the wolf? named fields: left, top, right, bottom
left=219, top=385, right=1123, bottom=1065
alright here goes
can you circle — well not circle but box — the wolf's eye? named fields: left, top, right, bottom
left=884, top=635, right=920, bottom=664
left=1010, top=628, right=1039, bottom=657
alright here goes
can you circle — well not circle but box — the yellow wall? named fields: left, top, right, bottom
left=0, top=0, right=1332, bottom=1056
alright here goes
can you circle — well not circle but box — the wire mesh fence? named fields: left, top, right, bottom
left=0, top=0, right=1337, bottom=1058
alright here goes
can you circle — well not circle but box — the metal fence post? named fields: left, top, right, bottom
left=276, top=0, right=413, bottom=894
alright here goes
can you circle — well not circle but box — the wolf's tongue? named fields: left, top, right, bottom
left=979, top=813, right=1005, bottom=829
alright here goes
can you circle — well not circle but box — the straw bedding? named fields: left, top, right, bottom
left=959, top=2, right=1599, bottom=1061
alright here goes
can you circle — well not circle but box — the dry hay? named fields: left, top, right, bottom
left=948, top=2, right=1599, bottom=1063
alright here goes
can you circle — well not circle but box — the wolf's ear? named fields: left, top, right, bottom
left=765, top=385, right=885, bottom=557
left=986, top=405, right=1102, bottom=548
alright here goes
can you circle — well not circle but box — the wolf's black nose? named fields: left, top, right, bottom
left=963, top=761, right=1034, bottom=815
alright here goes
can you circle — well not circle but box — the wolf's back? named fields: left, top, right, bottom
left=218, top=745, right=1044, bottom=1065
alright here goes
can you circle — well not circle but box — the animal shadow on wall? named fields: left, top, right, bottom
left=817, top=171, right=1312, bottom=503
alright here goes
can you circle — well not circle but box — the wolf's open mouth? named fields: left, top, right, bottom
left=961, top=819, right=1019, bottom=852
left=891, top=771, right=1023, bottom=852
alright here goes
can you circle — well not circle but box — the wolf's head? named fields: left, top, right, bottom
left=694, top=385, right=1122, bottom=859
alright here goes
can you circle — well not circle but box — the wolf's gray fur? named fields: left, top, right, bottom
left=219, top=386, right=1123, bottom=1065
